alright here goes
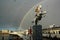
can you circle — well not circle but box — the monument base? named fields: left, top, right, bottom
left=32, top=25, right=42, bottom=40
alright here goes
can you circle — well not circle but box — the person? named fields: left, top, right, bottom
left=2, top=36, right=4, bottom=40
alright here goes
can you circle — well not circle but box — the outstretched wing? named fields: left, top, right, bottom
left=35, top=5, right=42, bottom=14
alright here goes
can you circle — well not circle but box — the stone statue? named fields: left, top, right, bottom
left=35, top=13, right=46, bottom=25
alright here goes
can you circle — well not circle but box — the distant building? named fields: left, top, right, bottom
left=42, top=26, right=60, bottom=38
left=0, top=30, right=14, bottom=40
left=43, top=26, right=60, bottom=34
left=0, top=30, right=9, bottom=40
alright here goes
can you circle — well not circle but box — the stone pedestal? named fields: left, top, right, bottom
left=32, top=25, right=42, bottom=40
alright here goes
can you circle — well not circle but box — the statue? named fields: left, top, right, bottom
left=32, top=5, right=47, bottom=40
left=35, top=12, right=46, bottom=25
left=33, top=5, right=47, bottom=25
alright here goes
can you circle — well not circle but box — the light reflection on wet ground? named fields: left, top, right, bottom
left=0, top=36, right=60, bottom=40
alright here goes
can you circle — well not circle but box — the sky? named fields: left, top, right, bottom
left=19, top=0, right=60, bottom=30
left=0, top=0, right=42, bottom=31
left=0, top=0, right=60, bottom=31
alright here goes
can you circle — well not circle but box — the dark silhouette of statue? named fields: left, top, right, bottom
left=35, top=13, right=42, bottom=25
left=32, top=5, right=47, bottom=25
left=35, top=13, right=46, bottom=25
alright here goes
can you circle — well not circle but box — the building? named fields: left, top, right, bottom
left=42, top=26, right=60, bottom=38
left=0, top=30, right=9, bottom=40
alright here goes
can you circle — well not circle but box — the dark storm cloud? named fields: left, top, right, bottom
left=19, top=0, right=60, bottom=30
left=0, top=0, right=42, bottom=30
left=40, top=0, right=60, bottom=28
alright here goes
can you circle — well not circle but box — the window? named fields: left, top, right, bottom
left=59, top=31, right=60, bottom=34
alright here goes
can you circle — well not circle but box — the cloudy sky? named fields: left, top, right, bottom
left=19, top=0, right=60, bottom=30
left=0, top=0, right=60, bottom=31
left=0, top=0, right=42, bottom=31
